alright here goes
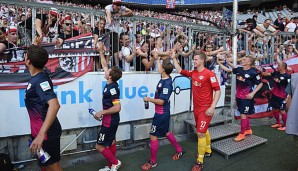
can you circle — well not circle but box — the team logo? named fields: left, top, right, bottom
left=199, top=76, right=204, bottom=80
left=280, top=77, right=284, bottom=80
left=237, top=76, right=245, bottom=82
left=244, top=74, right=250, bottom=78
left=26, top=83, right=32, bottom=90
left=256, top=75, right=260, bottom=80
left=274, top=78, right=280, bottom=83
left=194, top=81, right=201, bottom=87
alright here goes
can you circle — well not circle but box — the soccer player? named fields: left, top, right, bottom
left=25, top=44, right=63, bottom=171
left=262, top=62, right=291, bottom=131
left=141, top=54, right=184, bottom=170
left=91, top=42, right=122, bottom=171
left=172, top=51, right=221, bottom=171
left=217, top=55, right=263, bottom=142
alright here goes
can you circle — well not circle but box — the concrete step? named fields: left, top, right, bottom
left=209, top=123, right=240, bottom=140
left=212, top=135, right=267, bottom=159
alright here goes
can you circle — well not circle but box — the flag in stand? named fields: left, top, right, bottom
left=166, top=0, right=175, bottom=9
left=223, top=7, right=233, bottom=19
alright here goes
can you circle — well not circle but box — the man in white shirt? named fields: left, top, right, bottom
left=285, top=18, right=297, bottom=32
left=120, top=33, right=136, bottom=71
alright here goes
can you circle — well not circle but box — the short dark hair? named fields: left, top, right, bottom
left=264, top=19, right=272, bottom=23
left=99, top=16, right=106, bottom=23
left=112, top=1, right=122, bottom=6
left=176, top=35, right=185, bottom=43
left=162, top=61, right=173, bottom=75
left=246, top=18, right=253, bottom=23
left=27, top=45, right=48, bottom=69
left=109, top=66, right=122, bottom=82
left=194, top=52, right=207, bottom=63
left=120, top=32, right=129, bottom=40
left=140, top=40, right=149, bottom=47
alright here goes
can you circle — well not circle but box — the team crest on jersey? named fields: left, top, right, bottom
left=27, top=83, right=32, bottom=90
left=256, top=75, right=260, bottom=80
left=194, top=81, right=201, bottom=87
left=199, top=76, right=204, bottom=80
left=40, top=81, right=51, bottom=91
left=158, top=83, right=162, bottom=87
left=244, top=74, right=250, bottom=78
left=237, top=76, right=245, bottom=82
left=210, top=77, right=216, bottom=83
left=110, top=88, right=117, bottom=95
left=280, top=77, right=284, bottom=80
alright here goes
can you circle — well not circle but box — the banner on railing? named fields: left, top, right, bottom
left=0, top=33, right=110, bottom=90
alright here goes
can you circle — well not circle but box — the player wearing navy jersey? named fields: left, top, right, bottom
left=25, top=44, right=62, bottom=171
left=141, top=54, right=184, bottom=170
left=262, top=62, right=291, bottom=131
left=94, top=42, right=122, bottom=171
left=217, top=55, right=263, bottom=142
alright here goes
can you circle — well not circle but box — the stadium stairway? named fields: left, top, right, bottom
left=184, top=84, right=267, bottom=159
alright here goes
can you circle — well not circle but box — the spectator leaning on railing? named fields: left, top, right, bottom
left=19, top=8, right=60, bottom=42
left=56, top=15, right=79, bottom=47
left=105, top=0, right=133, bottom=67
left=0, top=26, right=24, bottom=62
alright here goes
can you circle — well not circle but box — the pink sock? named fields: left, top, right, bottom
left=110, top=143, right=117, bottom=156
left=108, top=143, right=117, bottom=168
left=166, top=132, right=182, bottom=153
left=150, top=140, right=158, bottom=164
left=246, top=118, right=251, bottom=130
left=282, top=113, right=287, bottom=127
left=101, top=148, right=118, bottom=165
left=240, top=118, right=247, bottom=134
left=273, top=111, right=280, bottom=124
